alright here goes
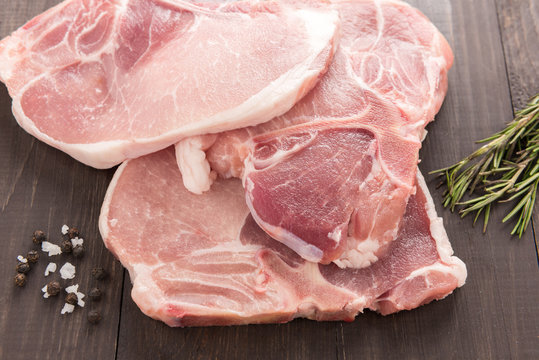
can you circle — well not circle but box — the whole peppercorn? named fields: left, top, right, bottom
left=46, top=281, right=61, bottom=296
left=66, top=292, right=78, bottom=305
left=16, top=262, right=31, bottom=274
left=91, top=268, right=108, bottom=280
left=73, top=245, right=84, bottom=258
left=14, top=273, right=26, bottom=287
left=60, top=239, right=73, bottom=253
left=27, top=250, right=39, bottom=263
left=87, top=310, right=102, bottom=324
left=88, top=288, right=102, bottom=302
left=67, top=227, right=80, bottom=239
left=32, top=230, right=46, bottom=244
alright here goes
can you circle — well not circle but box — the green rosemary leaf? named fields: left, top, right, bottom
left=483, top=204, right=491, bottom=233
left=502, top=185, right=532, bottom=202
left=473, top=206, right=483, bottom=225
left=513, top=172, right=539, bottom=192
left=484, top=181, right=510, bottom=192
left=502, top=192, right=532, bottom=223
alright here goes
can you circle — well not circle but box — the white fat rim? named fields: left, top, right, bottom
left=6, top=6, right=339, bottom=169
left=416, top=170, right=467, bottom=286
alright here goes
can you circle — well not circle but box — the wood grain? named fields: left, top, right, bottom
left=0, top=0, right=538, bottom=359
left=0, top=2, right=123, bottom=360
left=495, top=0, right=539, bottom=264
left=495, top=0, right=539, bottom=109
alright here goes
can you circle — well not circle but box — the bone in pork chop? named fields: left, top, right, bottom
left=0, top=0, right=339, bottom=168
left=99, top=148, right=466, bottom=327
left=177, top=0, right=453, bottom=268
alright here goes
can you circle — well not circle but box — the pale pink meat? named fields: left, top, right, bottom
left=0, top=0, right=339, bottom=168
left=180, top=0, right=453, bottom=267
left=99, top=148, right=466, bottom=327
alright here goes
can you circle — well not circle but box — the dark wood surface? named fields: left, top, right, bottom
left=0, top=0, right=538, bottom=359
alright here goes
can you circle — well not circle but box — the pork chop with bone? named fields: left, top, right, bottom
left=177, top=0, right=454, bottom=268
left=100, top=148, right=466, bottom=327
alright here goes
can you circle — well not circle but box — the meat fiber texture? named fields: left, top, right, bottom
left=0, top=0, right=339, bottom=168
left=177, top=0, right=454, bottom=268
left=99, top=148, right=466, bottom=327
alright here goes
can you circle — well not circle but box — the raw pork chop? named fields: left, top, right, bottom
left=0, top=0, right=339, bottom=168
left=178, top=0, right=453, bottom=267
left=100, top=148, right=466, bottom=327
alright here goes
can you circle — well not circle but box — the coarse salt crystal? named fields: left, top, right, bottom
left=42, top=241, right=62, bottom=256
left=61, top=224, right=69, bottom=235
left=42, top=285, right=49, bottom=298
left=44, top=262, right=57, bottom=276
left=71, top=237, right=83, bottom=247
left=61, top=303, right=75, bottom=314
left=17, top=255, right=28, bottom=263
left=65, top=284, right=79, bottom=293
left=60, top=262, right=76, bottom=279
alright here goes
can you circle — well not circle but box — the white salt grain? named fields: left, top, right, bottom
left=42, top=285, right=50, bottom=298
left=65, top=284, right=79, bottom=293
left=61, top=224, right=69, bottom=235
left=61, top=303, right=75, bottom=314
left=17, top=255, right=28, bottom=263
left=44, top=262, right=57, bottom=276
left=42, top=241, right=62, bottom=256
left=60, top=262, right=76, bottom=279
left=71, top=237, right=84, bottom=247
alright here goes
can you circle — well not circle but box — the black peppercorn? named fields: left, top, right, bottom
left=46, top=281, right=61, bottom=296
left=67, top=227, right=80, bottom=239
left=91, top=267, right=108, bottom=280
left=27, top=250, right=39, bottom=263
left=73, top=245, right=84, bottom=258
left=61, top=239, right=73, bottom=253
left=32, top=230, right=46, bottom=244
left=16, top=262, right=31, bottom=274
left=66, top=292, right=78, bottom=305
left=88, top=287, right=102, bottom=302
left=87, top=310, right=101, bottom=324
left=14, top=273, right=26, bottom=287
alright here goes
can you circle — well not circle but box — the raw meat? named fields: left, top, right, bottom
left=0, top=0, right=339, bottom=168
left=99, top=148, right=466, bottom=327
left=179, top=0, right=453, bottom=267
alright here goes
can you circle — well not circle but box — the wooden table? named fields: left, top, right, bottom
left=0, top=0, right=538, bottom=359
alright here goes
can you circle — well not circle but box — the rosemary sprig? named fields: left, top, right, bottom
left=432, top=94, right=539, bottom=237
